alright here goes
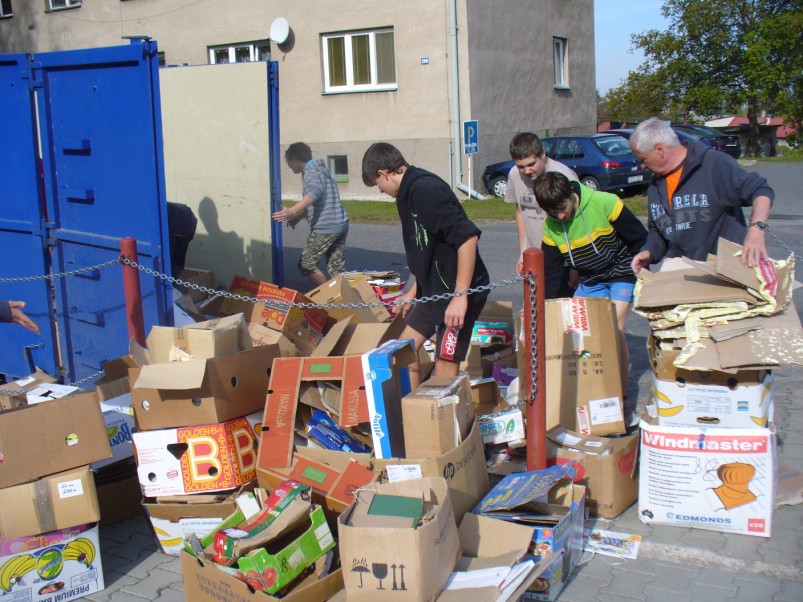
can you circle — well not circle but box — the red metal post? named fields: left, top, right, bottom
left=522, top=247, right=547, bottom=471
left=120, top=237, right=146, bottom=347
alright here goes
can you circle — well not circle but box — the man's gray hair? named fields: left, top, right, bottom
left=630, top=117, right=680, bottom=153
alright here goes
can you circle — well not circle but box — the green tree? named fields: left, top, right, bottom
left=615, top=0, right=802, bottom=156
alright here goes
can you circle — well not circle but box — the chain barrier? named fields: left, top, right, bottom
left=764, top=225, right=796, bottom=258
left=0, top=367, right=104, bottom=398
left=0, top=259, right=121, bottom=283
left=119, top=256, right=524, bottom=309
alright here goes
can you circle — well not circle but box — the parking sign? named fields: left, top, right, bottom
left=463, top=120, right=478, bottom=154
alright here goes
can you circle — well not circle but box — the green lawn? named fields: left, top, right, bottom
left=328, top=192, right=649, bottom=224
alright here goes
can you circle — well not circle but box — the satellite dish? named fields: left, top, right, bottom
left=270, top=17, right=290, bottom=45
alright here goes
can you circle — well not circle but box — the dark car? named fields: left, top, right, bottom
left=671, top=124, right=742, bottom=159
left=481, top=159, right=516, bottom=198
left=541, top=134, right=651, bottom=192
left=605, top=128, right=695, bottom=143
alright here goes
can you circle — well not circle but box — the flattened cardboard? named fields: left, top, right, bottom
left=131, top=344, right=277, bottom=430
left=635, top=267, right=757, bottom=309
left=0, top=369, right=57, bottom=411
left=133, top=414, right=259, bottom=496
left=542, top=298, right=625, bottom=436
left=0, top=394, right=111, bottom=489
left=546, top=426, right=638, bottom=518
left=375, top=419, right=490, bottom=523
left=638, top=419, right=776, bottom=537
left=402, top=373, right=475, bottom=458
left=0, top=466, right=99, bottom=540
left=338, top=477, right=460, bottom=602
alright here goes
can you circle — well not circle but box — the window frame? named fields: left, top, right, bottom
left=207, top=40, right=271, bottom=65
left=47, top=0, right=81, bottom=12
left=0, top=0, right=12, bottom=18
left=321, top=28, right=397, bottom=94
left=553, top=36, right=569, bottom=89
left=328, top=155, right=349, bottom=183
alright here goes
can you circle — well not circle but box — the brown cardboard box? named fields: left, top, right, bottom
left=338, top=477, right=460, bottom=601
left=374, top=418, right=490, bottom=523
left=248, top=321, right=300, bottom=357
left=470, top=378, right=508, bottom=416
left=0, top=369, right=58, bottom=411
left=146, top=313, right=251, bottom=363
left=542, top=297, right=625, bottom=436
left=306, top=274, right=390, bottom=324
left=402, top=374, right=475, bottom=458
left=215, top=276, right=329, bottom=356
left=95, top=464, right=143, bottom=527
left=0, top=394, right=111, bottom=489
left=0, top=466, right=99, bottom=539
left=179, top=267, right=215, bottom=302
left=180, top=549, right=343, bottom=601
left=546, top=426, right=638, bottom=518
left=130, top=343, right=278, bottom=430
left=143, top=490, right=242, bottom=555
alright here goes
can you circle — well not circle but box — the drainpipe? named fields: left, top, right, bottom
left=450, top=0, right=486, bottom=201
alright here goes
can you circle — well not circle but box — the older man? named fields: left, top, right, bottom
left=629, top=117, right=773, bottom=275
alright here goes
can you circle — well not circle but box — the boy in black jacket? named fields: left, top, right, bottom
left=362, top=143, right=489, bottom=387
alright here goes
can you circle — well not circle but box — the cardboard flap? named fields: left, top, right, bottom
left=134, top=358, right=208, bottom=390
left=129, top=339, right=150, bottom=366
left=457, top=513, right=533, bottom=561
left=546, top=426, right=613, bottom=455
left=474, top=464, right=576, bottom=513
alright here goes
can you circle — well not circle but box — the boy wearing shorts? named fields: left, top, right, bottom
left=534, top=172, right=647, bottom=395
left=362, top=142, right=489, bottom=387
left=273, top=142, right=349, bottom=286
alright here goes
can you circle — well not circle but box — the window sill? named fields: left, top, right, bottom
left=322, top=87, right=398, bottom=96
left=334, top=176, right=349, bottom=184
left=553, top=85, right=571, bottom=91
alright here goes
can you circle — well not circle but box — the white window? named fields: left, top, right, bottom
left=208, top=41, right=270, bottom=65
left=47, top=0, right=81, bottom=10
left=322, top=29, right=396, bottom=93
left=0, top=0, right=12, bottom=18
left=553, top=37, right=568, bottom=89
left=328, top=155, right=349, bottom=183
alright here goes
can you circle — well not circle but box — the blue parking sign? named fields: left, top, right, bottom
left=463, top=120, right=478, bottom=154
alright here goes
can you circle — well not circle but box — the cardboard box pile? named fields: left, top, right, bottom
left=633, top=240, right=803, bottom=537
left=344, top=270, right=405, bottom=310
left=127, top=314, right=277, bottom=553
left=0, top=371, right=111, bottom=602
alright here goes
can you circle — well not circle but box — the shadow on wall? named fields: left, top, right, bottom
left=190, top=196, right=250, bottom=287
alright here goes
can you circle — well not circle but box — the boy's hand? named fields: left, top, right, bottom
left=444, top=294, right=468, bottom=330
left=390, top=289, right=416, bottom=319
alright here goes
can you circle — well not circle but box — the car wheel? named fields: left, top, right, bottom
left=580, top=176, right=600, bottom=191
left=489, top=176, right=508, bottom=198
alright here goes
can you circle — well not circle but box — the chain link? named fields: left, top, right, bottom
left=527, top=274, right=538, bottom=406
left=0, top=259, right=120, bottom=283
left=120, top=256, right=524, bottom=309
left=0, top=369, right=103, bottom=400
left=764, top=225, right=796, bottom=258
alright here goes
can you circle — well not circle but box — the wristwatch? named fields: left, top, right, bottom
left=749, top=220, right=768, bottom=231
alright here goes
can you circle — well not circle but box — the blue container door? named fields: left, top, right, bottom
left=0, top=54, right=59, bottom=378
left=36, top=40, right=173, bottom=382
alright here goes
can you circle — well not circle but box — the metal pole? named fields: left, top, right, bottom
left=522, top=247, right=546, bottom=471
left=120, top=237, right=146, bottom=347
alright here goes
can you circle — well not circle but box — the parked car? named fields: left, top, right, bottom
left=671, top=124, right=742, bottom=159
left=541, top=134, right=651, bottom=192
left=481, top=159, right=516, bottom=198
left=606, top=127, right=698, bottom=144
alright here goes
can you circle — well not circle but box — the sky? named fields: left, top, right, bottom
left=594, top=0, right=670, bottom=95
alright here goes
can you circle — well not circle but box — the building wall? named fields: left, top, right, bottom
left=0, top=0, right=596, bottom=199
left=465, top=0, right=597, bottom=187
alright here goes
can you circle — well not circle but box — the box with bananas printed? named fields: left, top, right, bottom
left=0, top=523, right=104, bottom=601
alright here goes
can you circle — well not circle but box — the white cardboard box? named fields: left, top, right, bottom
left=638, top=420, right=776, bottom=537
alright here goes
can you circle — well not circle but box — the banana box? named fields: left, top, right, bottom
left=133, top=413, right=260, bottom=496
left=649, top=336, right=773, bottom=428
left=0, top=523, right=104, bottom=601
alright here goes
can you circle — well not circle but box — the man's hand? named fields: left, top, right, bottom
left=515, top=258, right=524, bottom=276
left=568, top=269, right=580, bottom=289
left=741, top=227, right=769, bottom=267
left=444, top=294, right=468, bottom=330
left=272, top=207, right=295, bottom=223
left=631, top=250, right=652, bottom=276
left=9, top=301, right=40, bottom=335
